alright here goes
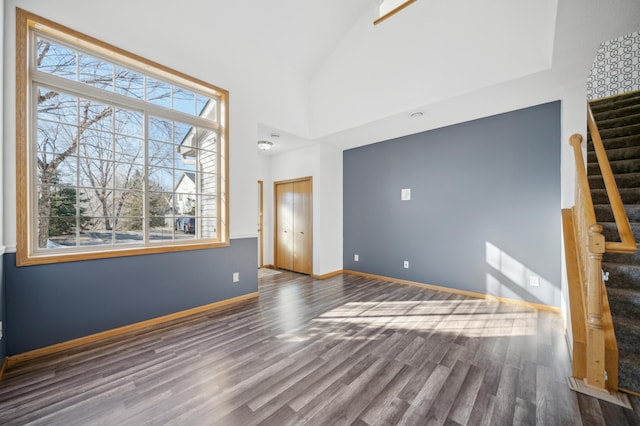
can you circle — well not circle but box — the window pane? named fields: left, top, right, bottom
left=150, top=216, right=173, bottom=241
left=173, top=86, right=195, bottom=115
left=36, top=37, right=77, bottom=80
left=78, top=99, right=113, bottom=132
left=113, top=217, right=144, bottom=244
left=79, top=225, right=113, bottom=246
left=197, top=128, right=217, bottom=152
left=149, top=116, right=172, bottom=142
left=37, top=89, right=78, bottom=124
left=115, top=66, right=144, bottom=100
left=114, top=108, right=143, bottom=137
left=148, top=166, right=174, bottom=193
left=196, top=95, right=209, bottom=116
left=79, top=53, right=113, bottom=90
left=147, top=77, right=171, bottom=108
left=199, top=217, right=218, bottom=238
left=149, top=141, right=174, bottom=169
left=198, top=172, right=218, bottom=197
left=114, top=163, right=144, bottom=190
left=115, top=136, right=144, bottom=164
left=174, top=122, right=192, bottom=145
left=175, top=151, right=196, bottom=172
left=37, top=120, right=79, bottom=157
left=79, top=129, right=114, bottom=161
left=195, top=195, right=217, bottom=218
left=36, top=158, right=78, bottom=187
left=198, top=150, right=217, bottom=176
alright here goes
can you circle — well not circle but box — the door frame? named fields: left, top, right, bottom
left=274, top=176, right=313, bottom=274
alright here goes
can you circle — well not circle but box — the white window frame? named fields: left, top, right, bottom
left=16, top=8, right=229, bottom=266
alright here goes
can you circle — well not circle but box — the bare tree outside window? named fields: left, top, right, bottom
left=33, top=35, right=219, bottom=250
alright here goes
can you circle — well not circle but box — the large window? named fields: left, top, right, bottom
left=16, top=9, right=228, bottom=266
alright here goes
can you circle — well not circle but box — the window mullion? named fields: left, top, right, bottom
left=143, top=112, right=150, bottom=244
left=32, top=71, right=220, bottom=131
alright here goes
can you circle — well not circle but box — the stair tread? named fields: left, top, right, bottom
left=590, top=91, right=640, bottom=113
left=587, top=134, right=640, bottom=150
left=604, top=263, right=640, bottom=290
left=590, top=187, right=640, bottom=204
left=588, top=172, right=640, bottom=190
left=594, top=204, right=640, bottom=222
left=586, top=145, right=640, bottom=162
left=598, top=221, right=640, bottom=242
left=618, top=355, right=640, bottom=392
left=592, top=103, right=640, bottom=121
left=595, top=113, right=640, bottom=130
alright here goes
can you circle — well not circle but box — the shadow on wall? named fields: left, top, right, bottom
left=485, top=241, right=559, bottom=306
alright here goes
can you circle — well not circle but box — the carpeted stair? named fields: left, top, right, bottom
left=588, top=90, right=640, bottom=393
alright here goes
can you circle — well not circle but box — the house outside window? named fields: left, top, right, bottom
left=16, top=9, right=229, bottom=266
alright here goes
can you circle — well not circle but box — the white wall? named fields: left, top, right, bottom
left=0, top=2, right=4, bottom=254
left=265, top=143, right=343, bottom=276
left=2, top=0, right=313, bottom=248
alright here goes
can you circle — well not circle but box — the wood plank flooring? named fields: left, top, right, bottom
left=0, top=271, right=639, bottom=425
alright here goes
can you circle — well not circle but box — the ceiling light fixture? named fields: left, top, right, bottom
left=410, top=111, right=424, bottom=118
left=270, top=133, right=280, bottom=138
left=257, top=140, right=273, bottom=150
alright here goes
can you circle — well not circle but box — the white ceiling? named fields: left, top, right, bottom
left=254, top=0, right=640, bottom=155
left=13, top=0, right=637, bottom=155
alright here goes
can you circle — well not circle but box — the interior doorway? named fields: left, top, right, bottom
left=274, top=177, right=312, bottom=275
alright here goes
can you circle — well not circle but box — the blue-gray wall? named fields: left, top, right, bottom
left=4, top=238, right=257, bottom=355
left=344, top=102, right=561, bottom=307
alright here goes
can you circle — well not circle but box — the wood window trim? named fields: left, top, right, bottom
left=15, top=8, right=230, bottom=266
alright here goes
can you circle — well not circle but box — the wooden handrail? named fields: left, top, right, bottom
left=587, top=105, right=637, bottom=253
left=569, top=133, right=608, bottom=390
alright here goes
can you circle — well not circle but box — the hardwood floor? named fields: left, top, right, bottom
left=0, top=271, right=638, bottom=425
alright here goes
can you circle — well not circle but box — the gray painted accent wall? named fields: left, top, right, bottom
left=344, top=102, right=561, bottom=307
left=0, top=254, right=5, bottom=361
left=4, top=238, right=257, bottom=355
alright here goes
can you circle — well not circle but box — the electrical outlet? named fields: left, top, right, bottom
left=233, top=272, right=240, bottom=283
left=403, top=260, right=409, bottom=269
left=529, top=276, right=540, bottom=287
left=354, top=254, right=359, bottom=261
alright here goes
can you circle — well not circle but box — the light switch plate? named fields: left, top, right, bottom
left=401, top=188, right=411, bottom=201
left=233, top=272, right=240, bottom=283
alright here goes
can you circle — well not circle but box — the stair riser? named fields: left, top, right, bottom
left=590, top=92, right=640, bottom=114
left=600, top=223, right=640, bottom=242
left=592, top=103, right=640, bottom=121
left=603, top=264, right=640, bottom=290
left=595, top=205, right=640, bottom=223
left=591, top=188, right=640, bottom=204
left=588, top=159, right=640, bottom=177
left=606, top=288, right=640, bottom=320
left=587, top=146, right=640, bottom=162
left=618, top=358, right=640, bottom=391
left=604, top=250, right=640, bottom=265
left=595, top=114, right=640, bottom=131
left=597, top=123, right=640, bottom=140
left=587, top=135, right=640, bottom=151
left=588, top=173, right=640, bottom=190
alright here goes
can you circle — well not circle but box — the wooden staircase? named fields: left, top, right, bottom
left=588, top=90, right=640, bottom=393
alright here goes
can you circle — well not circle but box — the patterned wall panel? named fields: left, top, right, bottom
left=587, top=31, right=640, bottom=100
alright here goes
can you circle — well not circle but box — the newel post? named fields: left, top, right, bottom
left=586, top=224, right=606, bottom=389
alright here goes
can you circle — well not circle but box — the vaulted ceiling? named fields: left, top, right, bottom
left=12, top=0, right=640, bottom=154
